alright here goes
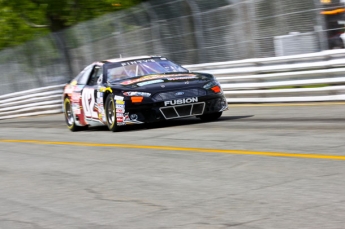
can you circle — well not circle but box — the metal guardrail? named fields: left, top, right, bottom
left=0, top=85, right=65, bottom=120
left=1, top=50, right=345, bottom=120
left=185, top=49, right=345, bottom=103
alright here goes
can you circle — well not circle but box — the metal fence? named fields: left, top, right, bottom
left=0, top=0, right=333, bottom=95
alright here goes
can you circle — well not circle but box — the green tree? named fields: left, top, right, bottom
left=0, top=0, right=145, bottom=50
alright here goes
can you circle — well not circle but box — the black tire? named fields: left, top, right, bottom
left=64, top=97, right=82, bottom=131
left=105, top=94, right=119, bottom=132
left=199, top=112, right=222, bottom=122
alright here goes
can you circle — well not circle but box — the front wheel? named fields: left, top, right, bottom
left=199, top=112, right=222, bottom=122
left=105, top=94, right=119, bottom=132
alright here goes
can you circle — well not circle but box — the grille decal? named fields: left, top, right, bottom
left=159, top=102, right=205, bottom=120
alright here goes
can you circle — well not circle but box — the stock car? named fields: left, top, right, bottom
left=63, top=56, right=228, bottom=131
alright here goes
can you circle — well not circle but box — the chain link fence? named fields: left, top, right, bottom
left=0, top=0, right=330, bottom=95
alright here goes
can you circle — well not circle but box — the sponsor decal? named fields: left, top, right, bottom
left=96, top=98, right=103, bottom=104
left=164, top=97, right=198, bottom=106
left=117, top=117, right=124, bottom=122
left=167, top=76, right=198, bottom=81
left=116, top=104, right=125, bottom=109
left=74, top=85, right=85, bottom=92
left=116, top=113, right=124, bottom=118
left=72, top=104, right=81, bottom=114
left=100, top=108, right=105, bottom=117
left=114, top=95, right=124, bottom=101
left=116, top=108, right=125, bottom=113
left=70, top=80, right=77, bottom=86
left=137, top=79, right=164, bottom=87
left=121, top=59, right=156, bottom=66
left=73, top=108, right=81, bottom=115
left=71, top=93, right=81, bottom=102
left=124, top=113, right=130, bottom=121
left=116, top=100, right=125, bottom=105
left=64, top=85, right=75, bottom=94
left=97, top=91, right=103, bottom=98
left=121, top=74, right=196, bottom=85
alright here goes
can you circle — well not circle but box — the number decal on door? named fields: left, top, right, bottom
left=82, top=88, right=98, bottom=118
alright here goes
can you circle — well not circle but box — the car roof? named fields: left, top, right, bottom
left=103, top=55, right=162, bottom=63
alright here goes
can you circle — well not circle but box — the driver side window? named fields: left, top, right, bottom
left=88, top=66, right=103, bottom=86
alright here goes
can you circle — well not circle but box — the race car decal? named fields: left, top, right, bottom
left=121, top=74, right=197, bottom=85
left=64, top=85, right=75, bottom=94
left=121, top=59, right=156, bottom=66
left=116, top=99, right=126, bottom=126
left=114, top=95, right=124, bottom=101
left=71, top=93, right=81, bottom=103
left=116, top=108, right=125, bottom=113
left=167, top=76, right=198, bottom=81
left=72, top=104, right=81, bottom=115
left=116, top=100, right=125, bottom=105
left=164, top=97, right=198, bottom=106
left=82, top=88, right=98, bottom=119
left=137, top=79, right=164, bottom=87
left=96, top=102, right=105, bottom=121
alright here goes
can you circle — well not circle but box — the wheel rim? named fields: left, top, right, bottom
left=107, top=99, right=115, bottom=125
left=65, top=101, right=74, bottom=126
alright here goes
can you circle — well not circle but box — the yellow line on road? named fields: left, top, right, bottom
left=1, top=139, right=345, bottom=161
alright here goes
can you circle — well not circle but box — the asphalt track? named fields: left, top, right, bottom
left=0, top=103, right=345, bottom=228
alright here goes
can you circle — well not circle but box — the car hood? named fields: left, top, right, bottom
left=108, top=72, right=214, bottom=90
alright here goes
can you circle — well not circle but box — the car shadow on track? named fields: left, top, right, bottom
left=86, top=115, right=254, bottom=132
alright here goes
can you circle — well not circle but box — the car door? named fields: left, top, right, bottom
left=81, top=65, right=105, bottom=126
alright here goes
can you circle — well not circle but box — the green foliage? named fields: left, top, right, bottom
left=0, top=5, right=48, bottom=50
left=0, top=0, right=146, bottom=50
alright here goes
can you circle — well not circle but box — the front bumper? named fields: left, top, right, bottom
left=123, top=95, right=227, bottom=124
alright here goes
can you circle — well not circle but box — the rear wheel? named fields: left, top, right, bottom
left=64, top=97, right=82, bottom=131
left=105, top=94, right=119, bottom=132
left=199, top=112, right=222, bottom=122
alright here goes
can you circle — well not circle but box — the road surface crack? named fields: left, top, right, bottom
left=85, top=188, right=165, bottom=209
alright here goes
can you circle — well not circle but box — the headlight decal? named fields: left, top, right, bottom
left=123, top=91, right=151, bottom=97
left=131, top=96, right=144, bottom=103
left=211, top=85, right=221, bottom=93
left=203, top=81, right=222, bottom=94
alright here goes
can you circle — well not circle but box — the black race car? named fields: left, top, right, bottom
left=63, top=56, right=228, bottom=131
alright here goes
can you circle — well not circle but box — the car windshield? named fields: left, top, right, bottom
left=106, top=58, right=188, bottom=82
